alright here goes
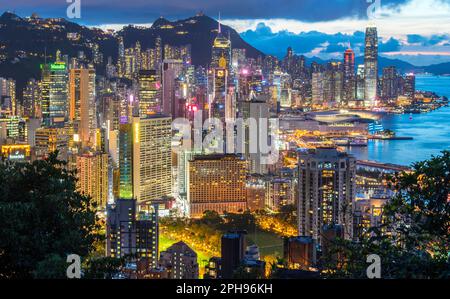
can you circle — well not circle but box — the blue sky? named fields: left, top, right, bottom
left=2, top=0, right=450, bottom=65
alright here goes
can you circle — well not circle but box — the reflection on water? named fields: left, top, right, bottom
left=347, top=76, right=450, bottom=166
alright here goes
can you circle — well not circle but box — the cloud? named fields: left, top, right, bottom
left=240, top=22, right=403, bottom=60
left=3, top=0, right=410, bottom=24
left=407, top=34, right=450, bottom=46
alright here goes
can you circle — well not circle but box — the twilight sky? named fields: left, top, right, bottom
left=2, top=0, right=450, bottom=65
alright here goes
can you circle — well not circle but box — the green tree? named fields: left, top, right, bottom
left=0, top=152, right=100, bottom=279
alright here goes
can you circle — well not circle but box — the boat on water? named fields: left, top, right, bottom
left=409, top=113, right=413, bottom=120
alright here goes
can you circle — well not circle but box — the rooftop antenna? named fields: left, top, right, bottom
left=218, top=12, right=221, bottom=34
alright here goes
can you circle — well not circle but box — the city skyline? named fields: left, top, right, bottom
left=0, top=0, right=448, bottom=282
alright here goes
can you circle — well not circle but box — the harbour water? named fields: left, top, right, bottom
left=348, top=75, right=450, bottom=166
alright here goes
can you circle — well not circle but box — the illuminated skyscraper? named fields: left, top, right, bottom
left=119, top=122, right=134, bottom=199
left=76, top=152, right=109, bottom=209
left=343, top=48, right=356, bottom=104
left=297, top=148, right=356, bottom=245
left=41, top=61, right=69, bottom=127
left=187, top=154, right=247, bottom=218
left=364, top=26, right=378, bottom=106
left=0, top=77, right=16, bottom=115
left=132, top=115, right=172, bottom=203
left=69, top=67, right=96, bottom=147
left=381, top=66, right=399, bottom=102
left=211, top=20, right=231, bottom=70
left=404, top=74, right=416, bottom=100
left=138, top=70, right=161, bottom=115
left=23, top=79, right=41, bottom=118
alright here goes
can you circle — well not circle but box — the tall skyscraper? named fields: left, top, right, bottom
left=132, top=114, right=172, bottom=203
left=404, top=74, right=416, bottom=100
left=119, top=122, right=134, bottom=199
left=343, top=48, right=356, bottom=104
left=138, top=70, right=161, bottom=116
left=297, top=148, right=356, bottom=245
left=41, top=61, right=69, bottom=127
left=22, top=79, right=41, bottom=118
left=211, top=21, right=231, bottom=70
left=381, top=66, right=399, bottom=102
left=76, top=152, right=109, bottom=209
left=69, top=67, right=96, bottom=147
left=187, top=154, right=247, bottom=218
left=364, top=26, right=378, bottom=106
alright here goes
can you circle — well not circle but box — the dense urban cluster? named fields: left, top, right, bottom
left=0, top=11, right=448, bottom=279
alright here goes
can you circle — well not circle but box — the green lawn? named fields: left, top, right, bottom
left=246, top=229, right=284, bottom=258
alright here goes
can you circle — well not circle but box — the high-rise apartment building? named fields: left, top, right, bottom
left=297, top=148, right=356, bottom=245
left=76, top=152, right=109, bottom=209
left=69, top=67, right=96, bottom=147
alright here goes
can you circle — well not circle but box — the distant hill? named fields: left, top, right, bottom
left=119, top=14, right=264, bottom=66
left=0, top=12, right=264, bottom=96
left=423, top=62, right=450, bottom=75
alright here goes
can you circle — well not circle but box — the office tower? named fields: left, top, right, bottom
left=161, top=59, right=183, bottom=117
left=221, top=232, right=246, bottom=279
left=159, top=241, right=199, bottom=279
left=23, top=79, right=41, bottom=118
left=343, top=49, right=356, bottom=104
left=69, top=67, right=96, bottom=147
left=283, top=236, right=316, bottom=270
left=356, top=64, right=365, bottom=101
left=106, top=199, right=159, bottom=267
left=404, top=74, right=416, bottom=100
left=138, top=70, right=161, bottom=115
left=119, top=122, right=134, bottom=199
left=312, top=72, right=324, bottom=105
left=187, top=154, right=247, bottom=218
left=132, top=115, right=172, bottom=203
left=41, top=61, right=69, bottom=127
left=34, top=127, right=68, bottom=160
left=0, top=77, right=16, bottom=115
left=124, top=48, right=137, bottom=80
left=297, top=148, right=356, bottom=245
left=364, top=26, right=378, bottom=106
left=382, top=66, right=399, bottom=102
left=231, top=48, right=246, bottom=69
left=76, top=152, right=109, bottom=209
left=282, top=47, right=294, bottom=74
left=211, top=21, right=231, bottom=70
left=209, top=62, right=228, bottom=122
left=237, top=98, right=270, bottom=174
left=325, top=63, right=344, bottom=106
